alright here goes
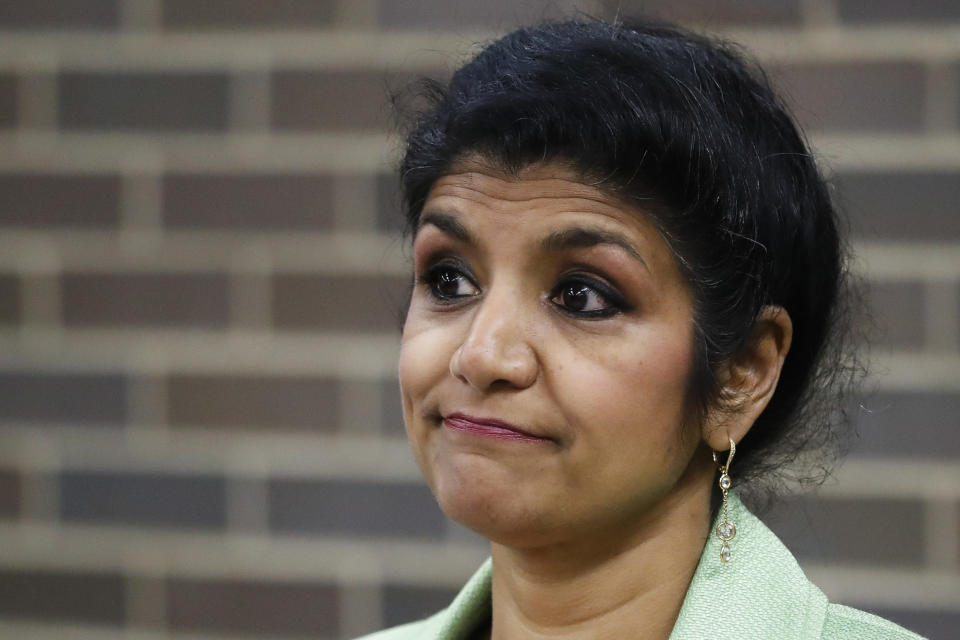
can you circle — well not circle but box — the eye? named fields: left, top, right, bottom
left=550, top=278, right=625, bottom=318
left=421, top=263, right=479, bottom=301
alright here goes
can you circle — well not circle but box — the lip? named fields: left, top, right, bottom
left=443, top=412, right=551, bottom=443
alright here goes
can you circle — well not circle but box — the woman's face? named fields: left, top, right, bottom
left=399, top=161, right=707, bottom=549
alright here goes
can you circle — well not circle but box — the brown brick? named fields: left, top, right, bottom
left=0, top=173, right=121, bottom=228
left=0, top=1, right=119, bottom=28
left=957, top=63, right=960, bottom=130
left=771, top=62, right=926, bottom=132
left=272, top=274, right=409, bottom=332
left=383, top=584, right=459, bottom=628
left=859, top=608, right=958, bottom=639
left=0, top=569, right=125, bottom=623
left=378, top=0, right=602, bottom=29
left=269, top=479, right=446, bottom=537
left=598, top=0, right=801, bottom=25
left=0, top=372, right=127, bottom=424
left=380, top=378, right=406, bottom=438
left=0, top=468, right=21, bottom=517
left=60, top=471, right=226, bottom=529
left=0, top=74, right=15, bottom=128
left=853, top=391, right=960, bottom=459
left=162, top=0, right=335, bottom=29
left=167, top=577, right=337, bottom=636
left=837, top=0, right=960, bottom=23
left=162, top=173, right=335, bottom=230
left=59, top=72, right=228, bottom=131
left=61, top=272, right=230, bottom=328
left=271, top=70, right=419, bottom=131
left=167, top=374, right=338, bottom=430
left=838, top=171, right=960, bottom=240
left=764, top=496, right=924, bottom=566
left=867, top=280, right=926, bottom=349
left=377, top=172, right=404, bottom=232
left=0, top=273, right=20, bottom=324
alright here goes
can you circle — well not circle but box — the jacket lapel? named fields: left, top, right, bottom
left=669, top=493, right=828, bottom=640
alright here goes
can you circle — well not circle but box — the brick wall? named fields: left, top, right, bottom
left=0, top=1, right=957, bottom=639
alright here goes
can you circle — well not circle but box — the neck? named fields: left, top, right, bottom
left=488, top=455, right=715, bottom=640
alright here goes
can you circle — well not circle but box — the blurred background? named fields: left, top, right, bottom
left=0, top=1, right=957, bottom=639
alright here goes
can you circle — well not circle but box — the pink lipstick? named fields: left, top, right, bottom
left=444, top=413, right=550, bottom=443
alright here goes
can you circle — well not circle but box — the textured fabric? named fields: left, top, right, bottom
left=357, top=494, right=925, bottom=639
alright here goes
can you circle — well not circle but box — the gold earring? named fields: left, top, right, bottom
left=712, top=437, right=737, bottom=564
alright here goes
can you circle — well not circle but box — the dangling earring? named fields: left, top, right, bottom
left=712, top=437, right=737, bottom=564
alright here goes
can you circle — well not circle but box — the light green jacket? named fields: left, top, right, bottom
left=359, top=494, right=924, bottom=639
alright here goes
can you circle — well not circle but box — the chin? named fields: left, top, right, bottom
left=429, top=458, right=553, bottom=547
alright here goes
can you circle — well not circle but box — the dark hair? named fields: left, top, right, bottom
left=395, top=19, right=862, bottom=497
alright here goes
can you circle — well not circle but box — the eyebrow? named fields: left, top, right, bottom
left=541, top=226, right=647, bottom=267
left=418, top=212, right=647, bottom=269
left=418, top=212, right=473, bottom=244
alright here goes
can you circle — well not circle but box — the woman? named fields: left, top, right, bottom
left=363, top=19, right=924, bottom=640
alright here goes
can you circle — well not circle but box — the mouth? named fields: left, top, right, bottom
left=443, top=412, right=552, bottom=443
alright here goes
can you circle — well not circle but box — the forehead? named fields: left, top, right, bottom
left=422, top=161, right=631, bottom=221
left=420, top=162, right=669, bottom=246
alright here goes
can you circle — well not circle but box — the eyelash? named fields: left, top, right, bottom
left=417, top=261, right=478, bottom=304
left=551, top=274, right=628, bottom=318
left=417, top=261, right=629, bottom=319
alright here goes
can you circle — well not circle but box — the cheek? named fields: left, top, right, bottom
left=397, top=318, right=459, bottom=425
left=398, top=332, right=433, bottom=420
left=570, top=326, right=696, bottom=444
left=397, top=331, right=437, bottom=478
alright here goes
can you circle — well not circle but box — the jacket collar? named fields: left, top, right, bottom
left=429, top=494, right=827, bottom=639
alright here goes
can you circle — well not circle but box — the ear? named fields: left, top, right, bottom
left=702, top=306, right=793, bottom=452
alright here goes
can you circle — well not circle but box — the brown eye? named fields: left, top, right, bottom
left=550, top=277, right=625, bottom=318
left=560, top=285, right=590, bottom=311
left=423, top=265, right=479, bottom=301
left=436, top=270, right=464, bottom=297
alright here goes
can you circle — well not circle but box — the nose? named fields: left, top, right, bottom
left=449, top=288, right=538, bottom=391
